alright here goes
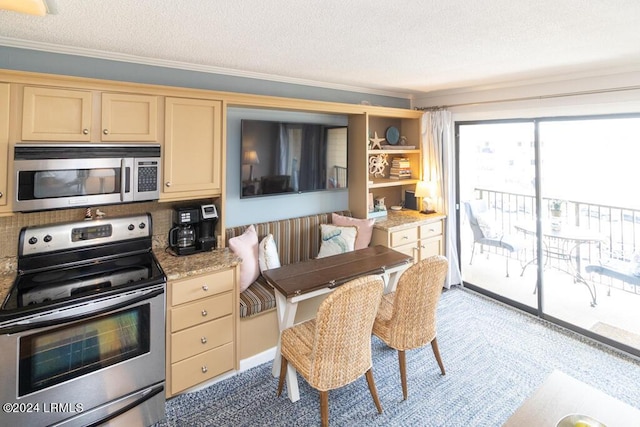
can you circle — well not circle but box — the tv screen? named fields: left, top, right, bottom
left=240, top=120, right=348, bottom=198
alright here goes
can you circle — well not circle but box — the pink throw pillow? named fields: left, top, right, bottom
left=228, top=224, right=259, bottom=292
left=331, top=213, right=375, bottom=250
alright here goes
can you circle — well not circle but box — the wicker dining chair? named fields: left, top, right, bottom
left=372, top=255, right=449, bottom=400
left=277, top=275, right=385, bottom=427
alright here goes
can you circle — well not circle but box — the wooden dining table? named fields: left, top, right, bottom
left=262, top=245, right=413, bottom=402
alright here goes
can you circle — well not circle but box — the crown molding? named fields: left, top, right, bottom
left=0, top=37, right=414, bottom=100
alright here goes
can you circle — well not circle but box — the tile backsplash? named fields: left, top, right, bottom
left=0, top=201, right=176, bottom=265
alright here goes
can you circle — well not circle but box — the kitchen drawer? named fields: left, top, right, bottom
left=390, top=227, right=418, bottom=248
left=171, top=315, right=233, bottom=362
left=171, top=291, right=232, bottom=332
left=420, top=221, right=443, bottom=239
left=171, top=268, right=234, bottom=306
left=171, top=342, right=234, bottom=394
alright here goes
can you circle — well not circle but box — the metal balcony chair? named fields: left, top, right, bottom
left=277, top=275, right=385, bottom=427
left=463, top=200, right=522, bottom=277
left=372, top=255, right=448, bottom=400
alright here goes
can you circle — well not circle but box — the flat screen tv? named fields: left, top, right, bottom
left=240, top=120, right=348, bottom=198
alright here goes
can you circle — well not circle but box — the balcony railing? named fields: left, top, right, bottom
left=470, top=188, right=640, bottom=288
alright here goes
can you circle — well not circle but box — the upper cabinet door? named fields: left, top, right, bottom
left=22, top=86, right=92, bottom=141
left=101, top=93, right=158, bottom=141
left=163, top=97, right=222, bottom=199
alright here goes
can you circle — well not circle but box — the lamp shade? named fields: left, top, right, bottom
left=242, top=150, right=260, bottom=165
left=414, top=180, right=433, bottom=198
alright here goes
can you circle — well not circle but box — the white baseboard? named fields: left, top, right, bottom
left=239, top=346, right=277, bottom=373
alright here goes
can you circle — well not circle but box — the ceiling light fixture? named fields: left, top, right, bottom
left=0, top=0, right=54, bottom=16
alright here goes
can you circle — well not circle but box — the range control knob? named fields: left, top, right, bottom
left=28, top=236, right=38, bottom=245
left=128, top=224, right=135, bottom=231
left=43, top=235, right=53, bottom=243
left=139, top=222, right=146, bottom=229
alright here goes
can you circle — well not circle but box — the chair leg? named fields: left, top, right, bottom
left=276, top=356, right=287, bottom=396
left=320, top=391, right=329, bottom=427
left=365, top=369, right=383, bottom=414
left=431, top=338, right=446, bottom=375
left=469, top=242, right=476, bottom=265
left=398, top=349, right=408, bottom=400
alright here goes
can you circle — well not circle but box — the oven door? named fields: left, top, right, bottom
left=14, top=157, right=134, bottom=212
left=0, top=284, right=165, bottom=427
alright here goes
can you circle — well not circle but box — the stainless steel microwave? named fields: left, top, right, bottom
left=14, top=143, right=161, bottom=212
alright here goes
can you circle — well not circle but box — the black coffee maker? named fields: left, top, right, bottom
left=169, top=204, right=218, bottom=256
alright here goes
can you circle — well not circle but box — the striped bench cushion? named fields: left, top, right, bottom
left=239, top=275, right=276, bottom=318
left=227, top=210, right=351, bottom=318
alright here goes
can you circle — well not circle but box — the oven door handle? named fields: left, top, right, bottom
left=0, top=286, right=164, bottom=335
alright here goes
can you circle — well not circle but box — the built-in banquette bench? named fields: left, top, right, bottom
left=225, top=210, right=351, bottom=361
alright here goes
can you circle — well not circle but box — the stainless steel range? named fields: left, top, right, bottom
left=0, top=213, right=166, bottom=427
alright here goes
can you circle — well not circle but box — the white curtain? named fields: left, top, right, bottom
left=421, top=110, right=462, bottom=288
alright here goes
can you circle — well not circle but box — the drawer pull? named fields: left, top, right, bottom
left=201, top=310, right=208, bottom=317
left=201, top=366, right=208, bottom=373
left=202, top=285, right=209, bottom=291
left=402, top=236, right=408, bottom=240
left=201, top=337, right=207, bottom=344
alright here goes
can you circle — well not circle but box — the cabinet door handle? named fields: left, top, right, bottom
left=201, top=310, right=208, bottom=317
left=103, top=129, right=109, bottom=135
left=202, top=285, right=209, bottom=291
left=0, top=192, right=3, bottom=198
left=201, top=366, right=208, bottom=373
left=165, top=182, right=171, bottom=187
left=201, top=337, right=207, bottom=344
left=82, top=128, right=89, bottom=135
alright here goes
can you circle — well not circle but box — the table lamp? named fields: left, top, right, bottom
left=415, top=180, right=436, bottom=214
left=243, top=150, right=260, bottom=181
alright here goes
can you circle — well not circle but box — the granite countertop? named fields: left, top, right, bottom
left=373, top=210, right=446, bottom=231
left=153, top=247, right=241, bottom=282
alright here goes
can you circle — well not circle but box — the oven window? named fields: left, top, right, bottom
left=18, top=305, right=150, bottom=396
left=17, top=168, right=121, bottom=200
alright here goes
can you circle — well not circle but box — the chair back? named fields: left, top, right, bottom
left=464, top=200, right=488, bottom=240
left=310, top=275, right=384, bottom=391
left=387, top=255, right=449, bottom=350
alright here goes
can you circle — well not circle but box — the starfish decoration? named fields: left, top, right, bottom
left=369, top=131, right=385, bottom=150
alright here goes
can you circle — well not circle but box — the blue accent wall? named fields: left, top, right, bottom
left=0, top=47, right=409, bottom=107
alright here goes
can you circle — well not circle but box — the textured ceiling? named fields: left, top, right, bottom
left=1, top=0, right=640, bottom=97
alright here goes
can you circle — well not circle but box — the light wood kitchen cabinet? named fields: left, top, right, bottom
left=22, top=86, right=93, bottom=141
left=166, top=267, right=237, bottom=397
left=0, top=83, right=9, bottom=212
left=21, top=86, right=159, bottom=142
left=370, top=211, right=445, bottom=262
left=162, top=97, right=223, bottom=200
left=100, top=92, right=158, bottom=141
left=348, top=110, right=424, bottom=219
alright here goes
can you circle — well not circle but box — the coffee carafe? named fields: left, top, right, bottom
left=168, top=205, right=218, bottom=256
left=171, top=224, right=196, bottom=248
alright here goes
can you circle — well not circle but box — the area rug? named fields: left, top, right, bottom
left=158, top=287, right=640, bottom=426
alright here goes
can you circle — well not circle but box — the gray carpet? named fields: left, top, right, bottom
left=159, top=287, right=640, bottom=426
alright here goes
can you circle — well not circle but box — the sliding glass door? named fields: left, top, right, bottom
left=458, top=121, right=536, bottom=309
left=458, top=115, right=640, bottom=356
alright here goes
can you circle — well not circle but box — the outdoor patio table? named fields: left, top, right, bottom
left=514, top=221, right=606, bottom=306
